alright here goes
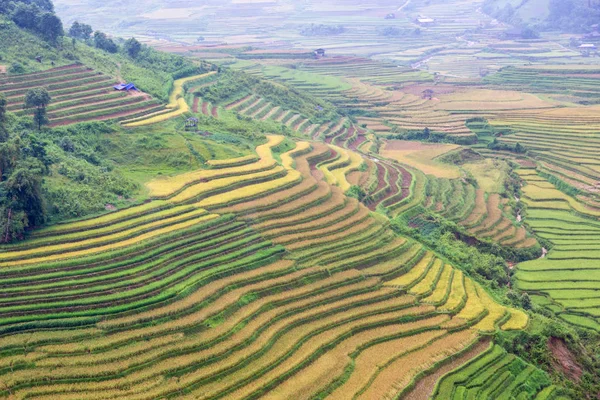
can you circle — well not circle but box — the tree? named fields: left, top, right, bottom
left=0, top=94, right=6, bottom=125
left=29, top=0, right=54, bottom=12
left=1, top=166, right=45, bottom=242
left=0, top=94, right=7, bottom=143
left=8, top=62, right=25, bottom=74
left=94, top=31, right=119, bottom=53
left=38, top=12, right=63, bottom=42
left=69, top=21, right=92, bottom=40
left=549, top=0, right=575, bottom=21
left=11, top=3, right=40, bottom=30
left=124, top=37, right=142, bottom=58
left=69, top=21, right=81, bottom=37
left=24, top=88, right=51, bottom=130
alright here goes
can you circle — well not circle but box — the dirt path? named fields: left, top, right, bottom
left=403, top=338, right=492, bottom=400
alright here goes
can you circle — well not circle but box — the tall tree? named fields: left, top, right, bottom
left=24, top=88, right=51, bottom=130
left=94, top=31, right=118, bottom=53
left=124, top=37, right=142, bottom=58
left=38, top=12, right=63, bottom=42
left=0, top=94, right=7, bottom=143
left=0, top=165, right=45, bottom=242
left=11, top=3, right=40, bottom=30
left=69, top=21, right=92, bottom=40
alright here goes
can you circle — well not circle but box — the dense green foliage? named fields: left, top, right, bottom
left=68, top=21, right=92, bottom=40
left=546, top=0, right=600, bottom=32
left=483, top=0, right=600, bottom=33
left=0, top=0, right=63, bottom=42
left=300, top=24, right=345, bottom=36
left=0, top=104, right=47, bottom=241
left=496, top=315, right=600, bottom=399
left=93, top=30, right=118, bottom=53
left=488, top=138, right=526, bottom=154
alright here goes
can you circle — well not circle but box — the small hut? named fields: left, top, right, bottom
left=114, top=83, right=138, bottom=91
left=314, top=48, right=326, bottom=58
left=385, top=13, right=396, bottom=20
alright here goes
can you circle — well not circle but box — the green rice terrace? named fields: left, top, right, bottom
left=0, top=0, right=599, bottom=398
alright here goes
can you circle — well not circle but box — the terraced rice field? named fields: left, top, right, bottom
left=515, top=170, right=600, bottom=331
left=122, top=72, right=217, bottom=127
left=0, top=64, right=166, bottom=126
left=0, top=135, right=530, bottom=399
left=432, top=343, right=558, bottom=400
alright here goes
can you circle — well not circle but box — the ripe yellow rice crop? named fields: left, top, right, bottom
left=281, top=141, right=311, bottom=169
left=355, top=330, right=478, bottom=400
left=100, top=260, right=296, bottom=329
left=501, top=309, right=529, bottom=331
left=192, top=299, right=423, bottom=400
left=438, top=270, right=465, bottom=312
left=18, top=205, right=198, bottom=248
left=206, top=154, right=258, bottom=168
left=473, top=284, right=509, bottom=332
left=263, top=198, right=357, bottom=238
left=0, top=213, right=218, bottom=267
left=319, top=145, right=363, bottom=192
left=281, top=315, right=448, bottom=400
left=450, top=279, right=485, bottom=322
left=423, top=264, right=453, bottom=304
left=123, top=72, right=217, bottom=127
left=410, top=258, right=444, bottom=296
left=47, top=280, right=384, bottom=396
left=385, top=252, right=434, bottom=288
left=195, top=168, right=302, bottom=209
left=123, top=97, right=189, bottom=127
left=168, top=166, right=285, bottom=204
left=460, top=189, right=486, bottom=226
left=0, top=208, right=209, bottom=261
left=146, top=135, right=283, bottom=198
left=167, top=72, right=217, bottom=108
left=32, top=200, right=169, bottom=236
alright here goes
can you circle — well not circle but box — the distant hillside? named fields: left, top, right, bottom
left=483, top=0, right=600, bottom=33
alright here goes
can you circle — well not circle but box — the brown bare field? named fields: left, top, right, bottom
left=381, top=140, right=460, bottom=179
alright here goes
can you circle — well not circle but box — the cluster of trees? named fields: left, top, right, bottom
left=388, top=127, right=477, bottom=145
left=488, top=138, right=526, bottom=154
left=68, top=20, right=141, bottom=56
left=68, top=21, right=92, bottom=40
left=546, top=0, right=600, bottom=32
left=0, top=94, right=48, bottom=242
left=483, top=0, right=600, bottom=33
left=300, top=24, right=345, bottom=36
left=481, top=0, right=539, bottom=38
left=0, top=0, right=63, bottom=42
left=378, top=26, right=421, bottom=37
